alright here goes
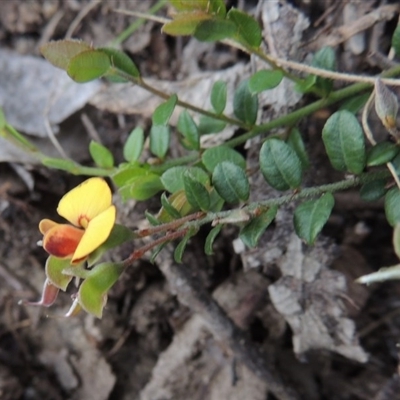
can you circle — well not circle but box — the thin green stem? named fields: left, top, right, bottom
left=138, top=78, right=250, bottom=128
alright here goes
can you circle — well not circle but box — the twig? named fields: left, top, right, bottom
left=157, top=254, right=300, bottom=400
left=65, top=0, right=100, bottom=39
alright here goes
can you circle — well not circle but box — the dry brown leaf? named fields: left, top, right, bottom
left=268, top=234, right=368, bottom=363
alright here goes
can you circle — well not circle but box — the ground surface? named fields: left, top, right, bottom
left=1, top=1, right=400, bottom=400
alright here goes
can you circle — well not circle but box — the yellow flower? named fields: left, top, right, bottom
left=39, top=177, right=116, bottom=264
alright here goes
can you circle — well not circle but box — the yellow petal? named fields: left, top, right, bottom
left=42, top=224, right=84, bottom=258
left=72, top=205, right=116, bottom=263
left=57, top=178, right=112, bottom=227
left=39, top=219, right=58, bottom=234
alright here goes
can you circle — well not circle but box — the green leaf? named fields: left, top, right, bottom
left=88, top=224, right=135, bottom=266
left=204, top=225, right=222, bottom=255
left=287, top=128, right=310, bottom=170
left=208, top=0, right=226, bottom=16
left=393, top=224, right=400, bottom=260
left=209, top=188, right=225, bottom=212
left=233, top=79, right=258, bottom=125
left=312, top=46, right=336, bottom=71
left=294, top=192, right=335, bottom=245
left=170, top=0, right=208, bottom=11
left=161, top=166, right=209, bottom=193
left=145, top=210, right=161, bottom=226
left=226, top=8, right=262, bottom=47
left=202, top=145, right=246, bottom=172
left=367, top=142, right=400, bottom=166
left=40, top=39, right=91, bottom=70
left=183, top=172, right=211, bottom=211
left=161, top=192, right=182, bottom=219
left=248, top=70, right=283, bottom=94
left=113, top=165, right=148, bottom=187
left=198, top=115, right=226, bottom=134
left=212, top=161, right=249, bottom=203
left=89, top=141, right=114, bottom=168
left=194, top=18, right=237, bottom=42
left=322, top=110, right=366, bottom=174
left=385, top=188, right=400, bottom=227
left=239, top=206, right=278, bottom=248
left=390, top=152, right=400, bottom=176
left=311, top=46, right=336, bottom=94
left=360, top=180, right=387, bottom=202
left=78, top=262, right=124, bottom=318
left=162, top=12, right=210, bottom=36
left=259, top=138, right=303, bottom=191
left=211, top=80, right=227, bottom=114
left=392, top=24, right=400, bottom=57
left=98, top=47, right=140, bottom=78
left=67, top=49, right=111, bottom=82
left=123, top=127, right=144, bottom=162
left=152, top=95, right=178, bottom=126
left=157, top=190, right=193, bottom=223
left=177, top=110, right=200, bottom=150
left=150, top=125, right=170, bottom=159
left=174, top=229, right=197, bottom=263
left=119, top=173, right=164, bottom=201
left=45, top=256, right=73, bottom=291
left=295, top=74, right=317, bottom=94
left=339, top=93, right=370, bottom=113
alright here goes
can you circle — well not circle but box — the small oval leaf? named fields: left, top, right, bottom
left=211, top=80, right=227, bottom=114
left=205, top=225, right=222, bottom=255
left=212, top=161, right=249, bottom=204
left=89, top=140, right=114, bottom=168
left=198, top=115, right=226, bottom=134
left=152, top=95, right=178, bottom=126
left=161, top=166, right=209, bottom=193
left=202, top=145, right=246, bottom=172
left=239, top=206, right=278, bottom=248
left=98, top=47, right=140, bottom=78
left=367, top=142, right=400, bottom=166
left=119, top=173, right=163, bottom=201
left=150, top=125, right=170, bottom=159
left=227, top=8, right=262, bottom=47
left=45, top=256, right=73, bottom=291
left=162, top=12, right=211, bottom=36
left=248, top=70, right=283, bottom=94
left=78, top=262, right=124, bottom=318
left=183, top=173, right=211, bottom=211
left=67, top=49, right=111, bottom=83
left=161, top=192, right=182, bottom=219
left=177, top=110, right=200, bottom=150
left=385, top=188, right=400, bottom=227
left=287, top=128, right=310, bottom=170
left=40, top=39, right=91, bottom=70
left=322, top=110, right=366, bottom=174
left=259, top=138, right=303, bottom=191
left=360, top=179, right=387, bottom=202
left=294, top=192, right=335, bottom=245
left=194, top=18, right=237, bottom=42
left=233, top=79, right=258, bottom=125
left=123, top=127, right=144, bottom=162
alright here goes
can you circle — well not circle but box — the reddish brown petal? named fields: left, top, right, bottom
left=21, top=279, right=59, bottom=307
left=42, top=224, right=84, bottom=258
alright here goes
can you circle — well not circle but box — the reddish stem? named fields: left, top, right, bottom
left=123, top=228, right=189, bottom=268
left=135, top=211, right=204, bottom=238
